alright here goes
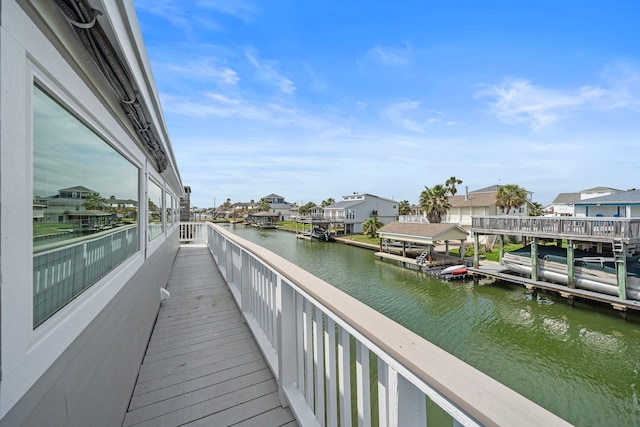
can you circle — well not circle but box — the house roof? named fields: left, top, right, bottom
left=448, top=192, right=496, bottom=208
left=324, top=200, right=363, bottom=209
left=574, top=189, right=640, bottom=205
left=469, top=185, right=531, bottom=195
left=469, top=185, right=499, bottom=194
left=551, top=192, right=581, bottom=204
left=264, top=193, right=285, bottom=199
left=340, top=193, right=397, bottom=204
left=60, top=185, right=95, bottom=193
left=377, top=222, right=468, bottom=244
left=580, top=186, right=623, bottom=193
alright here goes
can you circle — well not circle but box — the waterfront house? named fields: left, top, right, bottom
left=263, top=193, right=295, bottom=221
left=545, top=186, right=623, bottom=216
left=446, top=185, right=533, bottom=235
left=1, top=1, right=183, bottom=425
left=574, top=188, right=640, bottom=218
left=323, top=192, right=398, bottom=234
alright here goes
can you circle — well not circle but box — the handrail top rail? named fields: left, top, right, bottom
left=210, top=223, right=570, bottom=426
left=472, top=215, right=640, bottom=222
left=33, top=223, right=138, bottom=255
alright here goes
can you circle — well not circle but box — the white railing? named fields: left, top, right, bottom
left=179, top=222, right=208, bottom=243
left=148, top=222, right=164, bottom=241
left=199, top=223, right=569, bottom=427
left=33, top=224, right=139, bottom=327
left=473, top=215, right=640, bottom=242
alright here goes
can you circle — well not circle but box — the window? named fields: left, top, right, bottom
left=32, top=85, right=140, bottom=328
left=148, top=180, right=163, bottom=240
left=166, top=192, right=173, bottom=227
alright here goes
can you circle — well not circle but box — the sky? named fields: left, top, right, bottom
left=134, top=0, right=640, bottom=209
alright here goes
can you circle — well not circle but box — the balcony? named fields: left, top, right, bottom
left=125, top=222, right=569, bottom=426
left=472, top=216, right=640, bottom=244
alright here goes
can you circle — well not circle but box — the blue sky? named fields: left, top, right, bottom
left=134, top=0, right=640, bottom=209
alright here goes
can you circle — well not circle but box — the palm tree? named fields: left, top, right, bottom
left=299, top=201, right=317, bottom=216
left=445, top=176, right=463, bottom=196
left=529, top=201, right=544, bottom=217
left=361, top=216, right=384, bottom=238
left=419, top=185, right=451, bottom=223
left=496, top=184, right=527, bottom=215
left=321, top=198, right=335, bottom=207
left=84, top=192, right=105, bottom=210
left=257, top=197, right=271, bottom=212
left=398, top=200, right=411, bottom=215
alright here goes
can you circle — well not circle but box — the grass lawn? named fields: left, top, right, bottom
left=338, top=234, right=379, bottom=245
left=449, top=243, right=523, bottom=262
left=33, top=223, right=75, bottom=236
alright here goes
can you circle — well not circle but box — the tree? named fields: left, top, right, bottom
left=398, top=200, right=411, bottom=215
left=299, top=201, right=317, bottom=216
left=419, top=185, right=451, bottom=223
left=257, top=197, right=271, bottom=212
left=84, top=192, right=105, bottom=210
left=445, top=176, right=463, bottom=196
left=496, top=184, right=527, bottom=215
left=362, top=216, right=384, bottom=238
left=321, top=198, right=335, bottom=207
left=529, top=201, right=544, bottom=217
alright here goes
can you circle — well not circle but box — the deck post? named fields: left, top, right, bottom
left=473, top=233, right=480, bottom=269
left=498, top=235, right=504, bottom=265
left=566, top=240, right=575, bottom=289
left=616, top=241, right=628, bottom=299
left=460, top=239, right=465, bottom=260
left=530, top=239, right=538, bottom=282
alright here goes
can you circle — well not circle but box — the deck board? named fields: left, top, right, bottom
left=124, top=245, right=297, bottom=427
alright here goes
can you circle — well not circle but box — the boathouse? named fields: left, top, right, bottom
left=471, top=216, right=640, bottom=314
left=376, top=222, right=469, bottom=267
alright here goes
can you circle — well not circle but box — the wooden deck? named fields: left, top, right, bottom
left=123, top=245, right=297, bottom=427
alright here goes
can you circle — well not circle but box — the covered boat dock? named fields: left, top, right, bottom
left=375, top=222, right=469, bottom=270
left=470, top=216, right=640, bottom=314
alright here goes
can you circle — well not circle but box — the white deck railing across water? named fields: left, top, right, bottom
left=180, top=222, right=570, bottom=427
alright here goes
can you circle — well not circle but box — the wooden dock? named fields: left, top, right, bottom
left=123, top=245, right=297, bottom=427
left=469, top=266, right=640, bottom=313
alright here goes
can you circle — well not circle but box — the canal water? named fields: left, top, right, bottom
left=227, top=225, right=640, bottom=426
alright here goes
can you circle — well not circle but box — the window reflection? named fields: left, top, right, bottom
left=32, top=85, right=139, bottom=327
left=148, top=180, right=163, bottom=240
left=166, top=192, right=173, bottom=227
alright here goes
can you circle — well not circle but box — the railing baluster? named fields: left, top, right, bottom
left=325, top=317, right=338, bottom=427
left=314, top=306, right=326, bottom=425
left=304, top=298, right=314, bottom=405
left=338, top=326, right=352, bottom=427
left=356, top=341, right=371, bottom=426
left=377, top=358, right=390, bottom=427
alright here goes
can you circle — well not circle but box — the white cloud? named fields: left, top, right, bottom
left=384, top=100, right=442, bottom=132
left=368, top=44, right=412, bottom=66
left=195, top=0, right=257, bottom=22
left=245, top=50, right=296, bottom=94
left=163, top=59, right=240, bottom=85
left=477, top=77, right=640, bottom=130
left=161, top=92, right=334, bottom=129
